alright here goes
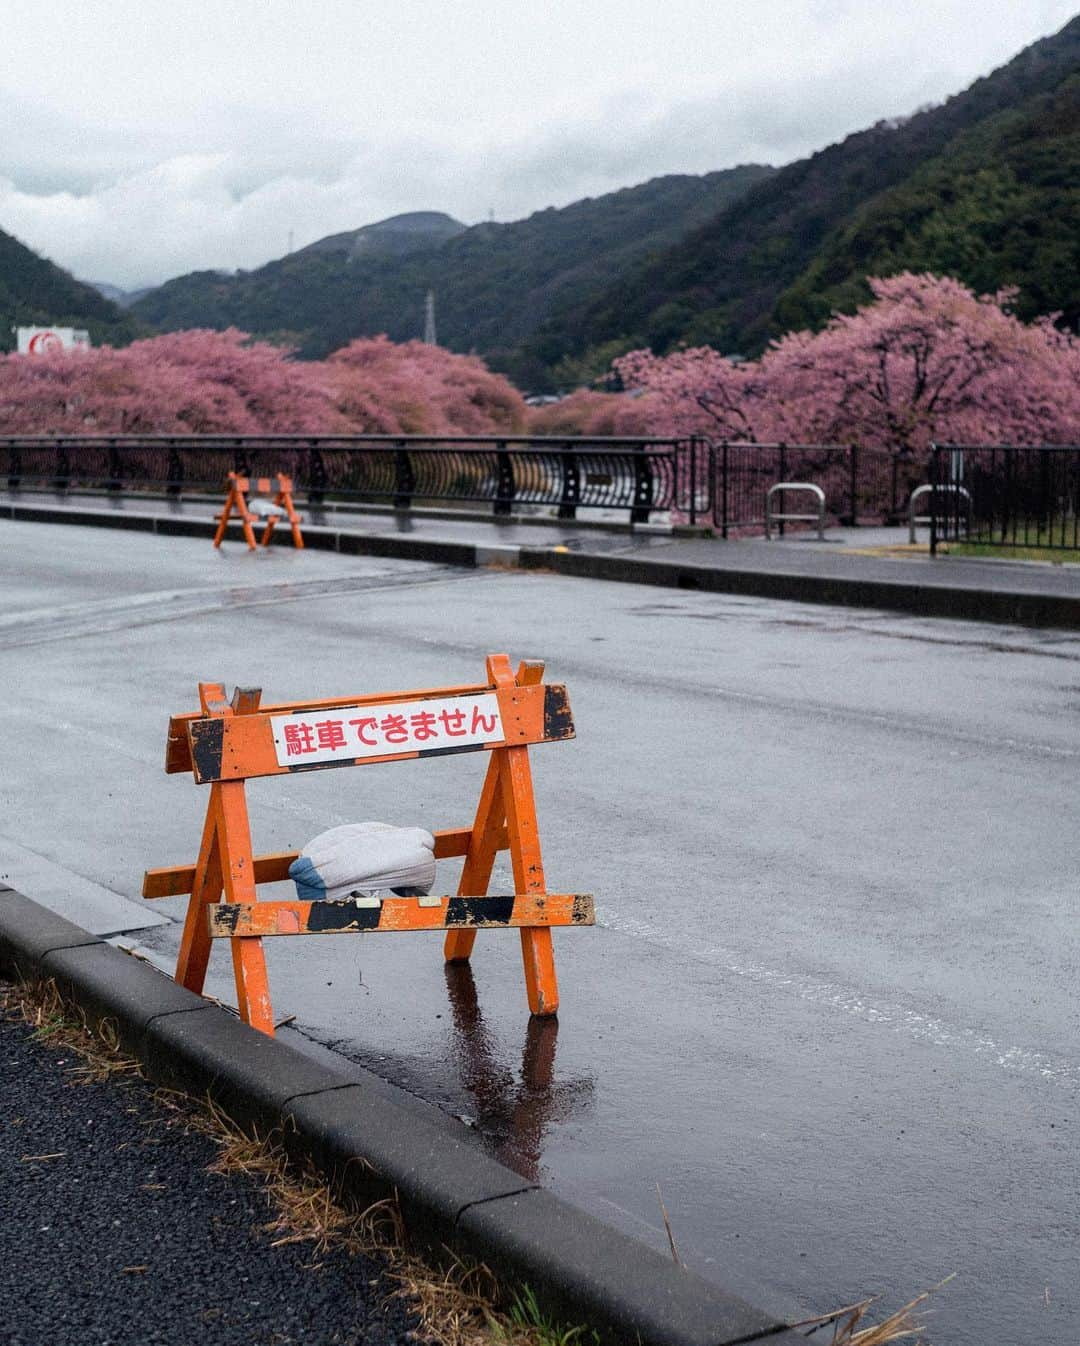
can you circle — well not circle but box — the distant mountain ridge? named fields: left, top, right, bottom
left=129, top=166, right=775, bottom=382
left=84, top=280, right=154, bottom=309
left=0, top=228, right=138, bottom=350
left=297, top=211, right=466, bottom=259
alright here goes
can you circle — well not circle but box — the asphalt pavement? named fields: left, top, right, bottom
left=0, top=983, right=419, bottom=1346
left=1, top=517, right=1078, bottom=1346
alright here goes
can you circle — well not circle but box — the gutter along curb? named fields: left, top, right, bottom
left=0, top=888, right=804, bottom=1346
left=6, top=495, right=1070, bottom=629
left=517, top=546, right=1080, bottom=629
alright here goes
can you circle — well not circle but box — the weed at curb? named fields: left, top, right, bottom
left=493, top=1287, right=600, bottom=1346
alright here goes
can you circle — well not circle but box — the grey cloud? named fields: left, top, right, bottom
left=0, top=6, right=1072, bottom=289
left=481, top=61, right=961, bottom=214
left=0, top=91, right=182, bottom=193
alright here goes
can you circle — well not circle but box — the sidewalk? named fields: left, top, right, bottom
left=5, top=489, right=1080, bottom=627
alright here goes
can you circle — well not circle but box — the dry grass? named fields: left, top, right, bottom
left=0, top=977, right=564, bottom=1346
left=790, top=1278, right=951, bottom=1345
left=2, top=975, right=942, bottom=1346
left=178, top=1095, right=529, bottom=1346
left=5, top=977, right=140, bottom=1085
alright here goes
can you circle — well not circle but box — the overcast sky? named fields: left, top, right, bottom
left=0, top=1, right=1075, bottom=290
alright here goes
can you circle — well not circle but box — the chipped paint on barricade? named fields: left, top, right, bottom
left=189, top=717, right=225, bottom=786
left=543, top=684, right=574, bottom=740
left=206, top=892, right=595, bottom=938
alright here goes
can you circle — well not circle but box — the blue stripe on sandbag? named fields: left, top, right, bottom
left=288, top=855, right=326, bottom=902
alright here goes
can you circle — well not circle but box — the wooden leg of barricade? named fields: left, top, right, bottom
left=212, top=494, right=232, bottom=548
left=502, top=744, right=559, bottom=1016
left=281, top=489, right=304, bottom=549
left=215, top=778, right=274, bottom=1034
left=503, top=656, right=557, bottom=1016
left=176, top=681, right=231, bottom=989
left=444, top=653, right=558, bottom=1015
left=175, top=785, right=225, bottom=993
left=444, top=753, right=504, bottom=964
left=444, top=654, right=538, bottom=964
left=174, top=683, right=274, bottom=1034
left=213, top=486, right=258, bottom=550
left=237, top=489, right=258, bottom=551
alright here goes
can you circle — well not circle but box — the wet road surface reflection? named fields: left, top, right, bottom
left=443, top=963, right=594, bottom=1182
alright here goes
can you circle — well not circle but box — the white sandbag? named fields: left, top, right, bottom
left=248, top=498, right=285, bottom=518
left=289, top=821, right=436, bottom=902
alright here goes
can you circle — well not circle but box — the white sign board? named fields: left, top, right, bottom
left=16, top=327, right=91, bottom=355
left=270, top=693, right=504, bottom=767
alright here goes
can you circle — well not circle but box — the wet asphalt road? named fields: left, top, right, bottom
left=1, top=519, right=1078, bottom=1345
left=0, top=985, right=419, bottom=1345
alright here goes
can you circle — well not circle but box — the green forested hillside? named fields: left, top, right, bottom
left=550, top=14, right=1080, bottom=367
left=130, top=166, right=774, bottom=382
left=772, top=75, right=1080, bottom=332
left=0, top=226, right=139, bottom=350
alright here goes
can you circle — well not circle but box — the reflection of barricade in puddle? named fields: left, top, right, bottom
left=141, top=654, right=593, bottom=1035
left=443, top=961, right=596, bottom=1182
left=213, top=471, right=304, bottom=550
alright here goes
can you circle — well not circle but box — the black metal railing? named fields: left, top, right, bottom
left=0, top=433, right=938, bottom=533
left=710, top=442, right=921, bottom=536
left=0, top=434, right=705, bottom=524
left=929, top=444, right=1080, bottom=556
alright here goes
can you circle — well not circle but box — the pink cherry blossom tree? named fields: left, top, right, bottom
left=3, top=281, right=1077, bottom=456
left=525, top=388, right=654, bottom=437
left=0, top=329, right=346, bottom=435
left=612, top=274, right=1080, bottom=451
left=326, top=336, right=527, bottom=435
left=0, top=330, right=529, bottom=438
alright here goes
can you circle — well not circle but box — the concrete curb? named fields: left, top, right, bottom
left=518, top=547, right=1080, bottom=629
left=9, top=493, right=1070, bottom=628
left=0, top=888, right=804, bottom=1346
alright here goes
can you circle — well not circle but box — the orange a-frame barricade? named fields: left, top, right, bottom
left=213, top=472, right=304, bottom=551
left=141, top=656, right=591, bottom=1036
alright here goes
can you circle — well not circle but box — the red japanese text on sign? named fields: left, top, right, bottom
left=271, top=693, right=504, bottom=767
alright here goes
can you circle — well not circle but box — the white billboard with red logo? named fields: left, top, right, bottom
left=16, top=327, right=91, bottom=355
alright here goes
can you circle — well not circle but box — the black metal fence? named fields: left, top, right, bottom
left=929, top=444, right=1080, bottom=556
left=0, top=433, right=933, bottom=531
left=0, top=434, right=701, bottom=524
left=711, top=442, right=923, bottom=536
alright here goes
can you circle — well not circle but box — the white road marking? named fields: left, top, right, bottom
left=602, top=912, right=1080, bottom=1087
